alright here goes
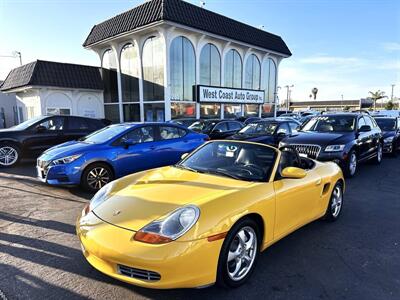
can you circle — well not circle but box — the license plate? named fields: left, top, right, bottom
left=299, top=153, right=308, bottom=158
left=36, top=167, right=46, bottom=181
left=80, top=243, right=86, bottom=254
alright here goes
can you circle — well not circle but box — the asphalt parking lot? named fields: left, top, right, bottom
left=0, top=158, right=399, bottom=300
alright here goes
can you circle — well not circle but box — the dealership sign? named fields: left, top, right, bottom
left=197, top=86, right=264, bottom=104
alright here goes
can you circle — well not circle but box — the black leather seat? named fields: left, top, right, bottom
left=278, top=148, right=301, bottom=174
left=235, top=148, right=256, bottom=165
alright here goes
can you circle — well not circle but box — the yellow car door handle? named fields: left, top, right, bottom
left=315, top=179, right=322, bottom=186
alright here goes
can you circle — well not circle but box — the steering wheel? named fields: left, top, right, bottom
left=237, top=163, right=265, bottom=177
left=278, top=146, right=302, bottom=168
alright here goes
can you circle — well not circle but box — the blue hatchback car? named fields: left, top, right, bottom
left=37, top=122, right=208, bottom=192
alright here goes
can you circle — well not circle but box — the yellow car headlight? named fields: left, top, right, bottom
left=83, top=183, right=114, bottom=216
left=134, top=205, right=200, bottom=244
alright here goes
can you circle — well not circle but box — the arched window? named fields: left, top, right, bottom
left=142, top=36, right=164, bottom=101
left=262, top=58, right=277, bottom=102
left=244, top=54, right=261, bottom=90
left=120, top=43, right=139, bottom=102
left=102, top=49, right=118, bottom=103
left=224, top=49, right=242, bottom=88
left=102, top=49, right=119, bottom=123
left=170, top=36, right=196, bottom=101
left=200, top=43, right=220, bottom=86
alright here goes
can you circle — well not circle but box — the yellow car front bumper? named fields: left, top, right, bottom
left=76, top=213, right=224, bottom=289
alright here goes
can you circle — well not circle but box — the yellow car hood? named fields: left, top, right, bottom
left=93, top=166, right=253, bottom=231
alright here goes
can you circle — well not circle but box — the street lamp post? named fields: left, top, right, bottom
left=0, top=51, right=22, bottom=66
left=284, top=85, right=294, bottom=112
left=274, top=86, right=281, bottom=118
left=13, top=51, right=22, bottom=66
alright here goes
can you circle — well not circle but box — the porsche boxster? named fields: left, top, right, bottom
left=76, top=141, right=344, bottom=289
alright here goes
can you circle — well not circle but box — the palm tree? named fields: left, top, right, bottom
left=368, top=90, right=387, bottom=111
left=311, top=87, right=318, bottom=100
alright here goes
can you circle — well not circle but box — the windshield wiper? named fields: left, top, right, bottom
left=204, top=169, right=242, bottom=180
left=174, top=164, right=202, bottom=173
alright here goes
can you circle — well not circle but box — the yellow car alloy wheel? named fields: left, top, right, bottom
left=217, top=218, right=261, bottom=288
left=324, top=182, right=344, bottom=221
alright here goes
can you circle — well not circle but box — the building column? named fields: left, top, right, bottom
left=242, top=49, right=251, bottom=117
left=111, top=43, right=123, bottom=123
left=275, top=57, right=283, bottom=116
left=221, top=42, right=231, bottom=119
left=135, top=37, right=145, bottom=122
left=196, top=35, right=206, bottom=119
left=159, top=28, right=173, bottom=121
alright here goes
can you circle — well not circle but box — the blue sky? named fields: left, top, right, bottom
left=0, top=0, right=399, bottom=101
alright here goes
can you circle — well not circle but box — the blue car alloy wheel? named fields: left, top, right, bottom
left=37, top=122, right=208, bottom=192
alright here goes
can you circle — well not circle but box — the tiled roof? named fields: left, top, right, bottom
left=0, top=60, right=103, bottom=92
left=83, top=0, right=291, bottom=56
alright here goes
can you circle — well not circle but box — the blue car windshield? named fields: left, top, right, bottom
left=80, top=125, right=130, bottom=144
left=177, top=141, right=277, bottom=182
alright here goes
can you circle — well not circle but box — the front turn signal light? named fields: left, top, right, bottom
left=133, top=231, right=173, bottom=244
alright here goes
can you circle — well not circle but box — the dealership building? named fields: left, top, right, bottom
left=83, top=0, right=291, bottom=123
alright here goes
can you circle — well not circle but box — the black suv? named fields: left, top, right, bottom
left=373, top=116, right=400, bottom=156
left=230, top=118, right=301, bottom=147
left=279, top=113, right=383, bottom=177
left=188, top=119, right=244, bottom=139
left=0, top=115, right=106, bottom=167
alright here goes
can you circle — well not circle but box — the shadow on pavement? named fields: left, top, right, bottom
left=0, top=212, right=76, bottom=235
left=0, top=159, right=37, bottom=178
left=0, top=263, right=83, bottom=300
left=0, top=160, right=93, bottom=201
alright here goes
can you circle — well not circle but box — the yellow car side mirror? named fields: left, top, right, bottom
left=281, top=167, right=307, bottom=179
left=181, top=153, right=189, bottom=160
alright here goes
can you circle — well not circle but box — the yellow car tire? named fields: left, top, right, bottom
left=216, top=218, right=261, bottom=288
left=323, top=182, right=344, bottom=222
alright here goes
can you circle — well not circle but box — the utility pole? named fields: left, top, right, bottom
left=391, top=84, right=395, bottom=101
left=341, top=94, right=344, bottom=111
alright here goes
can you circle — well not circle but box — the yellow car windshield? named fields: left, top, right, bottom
left=178, top=141, right=277, bottom=182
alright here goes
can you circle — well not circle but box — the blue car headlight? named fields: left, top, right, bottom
left=50, top=154, right=82, bottom=166
left=325, top=145, right=345, bottom=152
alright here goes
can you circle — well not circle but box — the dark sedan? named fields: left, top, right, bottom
left=188, top=119, right=243, bottom=139
left=374, top=117, right=400, bottom=156
left=280, top=113, right=383, bottom=177
left=0, top=115, right=106, bottom=167
left=235, top=116, right=262, bottom=125
left=230, top=119, right=300, bottom=147
left=167, top=118, right=198, bottom=128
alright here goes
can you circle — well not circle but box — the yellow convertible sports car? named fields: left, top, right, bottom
left=77, top=141, right=344, bottom=289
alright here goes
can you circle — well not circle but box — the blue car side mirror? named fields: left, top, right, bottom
left=123, top=138, right=140, bottom=148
